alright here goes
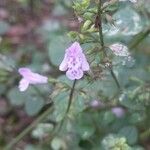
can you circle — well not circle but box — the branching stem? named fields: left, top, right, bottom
left=97, top=0, right=121, bottom=90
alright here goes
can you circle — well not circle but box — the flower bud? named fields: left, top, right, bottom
left=82, top=20, right=92, bottom=32
left=111, top=107, right=125, bottom=118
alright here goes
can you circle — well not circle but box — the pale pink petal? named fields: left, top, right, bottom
left=66, top=70, right=75, bottom=80
left=90, top=100, right=105, bottom=108
left=111, top=107, right=125, bottom=118
left=59, top=54, right=68, bottom=71
left=67, top=57, right=81, bottom=70
left=75, top=69, right=84, bottom=79
left=18, top=67, right=48, bottom=84
left=19, top=78, right=29, bottom=92
left=18, top=68, right=32, bottom=77
left=81, top=54, right=90, bottom=71
left=28, top=73, right=48, bottom=84
left=66, top=42, right=83, bottom=54
left=66, top=69, right=83, bottom=80
left=59, top=42, right=89, bottom=80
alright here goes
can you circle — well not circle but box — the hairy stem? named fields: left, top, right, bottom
left=97, top=0, right=121, bottom=90
left=98, top=0, right=106, bottom=55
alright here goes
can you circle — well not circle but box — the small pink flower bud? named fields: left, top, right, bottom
left=111, top=107, right=125, bottom=118
left=89, top=100, right=105, bottom=108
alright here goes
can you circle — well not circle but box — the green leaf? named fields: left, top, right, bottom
left=71, top=94, right=86, bottom=114
left=57, top=75, right=73, bottom=86
left=101, top=111, right=115, bottom=126
left=25, top=96, right=44, bottom=116
left=7, top=85, right=49, bottom=116
left=77, top=125, right=95, bottom=139
left=87, top=77, right=118, bottom=99
left=119, top=91, right=145, bottom=110
left=129, top=113, right=146, bottom=124
left=118, top=126, right=138, bottom=145
left=104, top=7, right=144, bottom=38
left=113, top=7, right=143, bottom=36
left=48, top=35, right=71, bottom=66
left=0, top=54, right=15, bottom=71
left=51, top=76, right=87, bottom=122
left=73, top=0, right=90, bottom=12
left=75, top=113, right=95, bottom=139
left=7, top=87, right=27, bottom=106
left=53, top=91, right=69, bottom=122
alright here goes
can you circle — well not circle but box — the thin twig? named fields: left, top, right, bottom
left=109, top=68, right=121, bottom=89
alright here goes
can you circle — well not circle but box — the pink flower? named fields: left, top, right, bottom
left=59, top=42, right=90, bottom=80
left=18, top=68, right=48, bottom=92
left=111, top=107, right=125, bottom=118
left=89, top=100, right=105, bottom=108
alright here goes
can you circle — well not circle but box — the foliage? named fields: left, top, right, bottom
left=0, top=0, right=150, bottom=149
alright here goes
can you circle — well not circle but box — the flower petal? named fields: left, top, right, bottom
left=66, top=42, right=83, bottom=55
left=18, top=67, right=48, bottom=84
left=66, top=69, right=83, bottom=80
left=19, top=78, right=29, bottom=92
left=59, top=41, right=89, bottom=80
left=18, top=68, right=32, bottom=77
left=28, top=73, right=48, bottom=84
left=75, top=69, right=84, bottom=79
left=81, top=54, right=90, bottom=71
left=111, top=107, right=125, bottom=118
left=59, top=54, right=68, bottom=71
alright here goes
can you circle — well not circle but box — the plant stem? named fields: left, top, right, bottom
left=109, top=69, right=121, bottom=89
left=33, top=85, right=47, bottom=100
left=57, top=80, right=77, bottom=131
left=4, top=107, right=53, bottom=150
left=98, top=0, right=106, bottom=56
left=66, top=79, right=77, bottom=113
left=97, top=0, right=121, bottom=90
